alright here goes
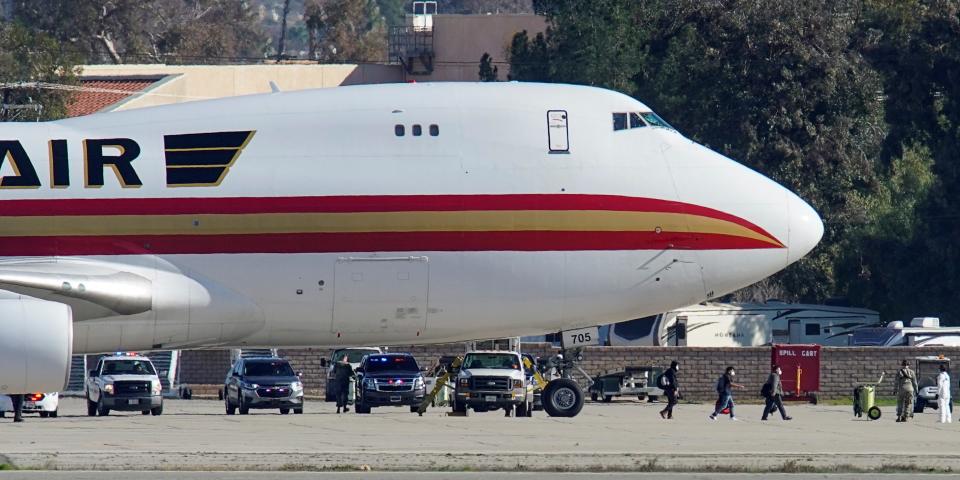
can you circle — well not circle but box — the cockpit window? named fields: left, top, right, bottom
left=640, top=112, right=673, bottom=130
left=612, top=113, right=628, bottom=131
left=629, top=112, right=644, bottom=128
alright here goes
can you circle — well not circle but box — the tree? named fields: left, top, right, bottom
left=14, top=0, right=267, bottom=64
left=478, top=52, right=498, bottom=81
left=842, top=0, right=960, bottom=322
left=304, top=0, right=387, bottom=62
left=0, top=22, right=80, bottom=121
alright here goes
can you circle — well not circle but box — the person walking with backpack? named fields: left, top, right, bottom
left=761, top=365, right=792, bottom=421
left=894, top=359, right=918, bottom=422
left=709, top=366, right=745, bottom=421
left=658, top=360, right=680, bottom=419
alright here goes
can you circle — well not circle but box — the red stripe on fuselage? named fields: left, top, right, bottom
left=0, top=194, right=779, bottom=242
left=0, top=231, right=783, bottom=256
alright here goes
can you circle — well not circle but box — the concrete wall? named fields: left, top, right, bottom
left=79, top=63, right=405, bottom=111
left=416, top=14, right=547, bottom=81
left=178, top=345, right=960, bottom=401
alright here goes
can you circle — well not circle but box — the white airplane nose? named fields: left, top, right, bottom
left=786, top=192, right=824, bottom=264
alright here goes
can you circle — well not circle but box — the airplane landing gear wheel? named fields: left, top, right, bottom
left=543, top=379, right=584, bottom=417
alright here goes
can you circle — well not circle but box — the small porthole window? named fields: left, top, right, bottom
left=395, top=125, right=405, bottom=136
left=412, top=124, right=422, bottom=136
left=429, top=124, right=439, bottom=136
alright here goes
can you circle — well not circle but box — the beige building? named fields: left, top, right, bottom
left=68, top=12, right=546, bottom=116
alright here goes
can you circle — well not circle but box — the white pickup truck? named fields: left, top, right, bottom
left=86, top=354, right=164, bottom=416
left=453, top=350, right=534, bottom=417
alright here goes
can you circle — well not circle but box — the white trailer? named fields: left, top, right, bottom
left=608, top=301, right=880, bottom=347
left=851, top=318, right=960, bottom=347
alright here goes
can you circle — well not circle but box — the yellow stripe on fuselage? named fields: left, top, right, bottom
left=0, top=210, right=783, bottom=247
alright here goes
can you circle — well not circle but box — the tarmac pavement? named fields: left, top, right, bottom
left=1, top=398, right=958, bottom=473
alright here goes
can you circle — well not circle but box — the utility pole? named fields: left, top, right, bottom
left=276, top=0, right=291, bottom=63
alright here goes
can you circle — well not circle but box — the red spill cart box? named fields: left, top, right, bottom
left=771, top=344, right=821, bottom=403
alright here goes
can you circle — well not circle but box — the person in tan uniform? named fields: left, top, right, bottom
left=895, top=359, right=918, bottom=422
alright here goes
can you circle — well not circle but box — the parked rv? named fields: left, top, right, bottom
left=851, top=318, right=960, bottom=347
left=608, top=301, right=880, bottom=347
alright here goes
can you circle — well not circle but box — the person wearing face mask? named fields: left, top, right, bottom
left=709, top=366, right=744, bottom=421
left=761, top=365, right=792, bottom=421
left=658, top=360, right=680, bottom=419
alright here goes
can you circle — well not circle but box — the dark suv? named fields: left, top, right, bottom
left=354, top=353, right=426, bottom=414
left=224, top=357, right=304, bottom=415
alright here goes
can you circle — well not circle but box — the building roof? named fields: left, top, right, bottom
left=66, top=77, right=164, bottom=117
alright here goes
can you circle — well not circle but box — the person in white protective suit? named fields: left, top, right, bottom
left=937, top=364, right=952, bottom=424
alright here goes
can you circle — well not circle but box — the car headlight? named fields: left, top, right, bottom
left=458, top=378, right=469, bottom=388
left=291, top=381, right=303, bottom=391
left=103, top=384, right=114, bottom=395
left=242, top=382, right=260, bottom=389
left=414, top=377, right=425, bottom=389
left=363, top=378, right=376, bottom=390
left=152, top=381, right=162, bottom=395
left=513, top=379, right=523, bottom=389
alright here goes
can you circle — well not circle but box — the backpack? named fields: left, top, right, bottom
left=716, top=375, right=726, bottom=394
left=656, top=372, right=670, bottom=389
left=760, top=382, right=773, bottom=398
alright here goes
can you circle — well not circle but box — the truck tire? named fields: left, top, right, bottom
left=280, top=408, right=290, bottom=415
left=49, top=409, right=57, bottom=418
left=151, top=405, right=163, bottom=416
left=97, top=397, right=110, bottom=417
left=915, top=400, right=925, bottom=414
left=239, top=396, right=249, bottom=415
left=355, top=401, right=371, bottom=414
left=590, top=392, right=598, bottom=402
left=516, top=401, right=531, bottom=417
left=142, top=410, right=150, bottom=415
left=603, top=395, right=613, bottom=403
left=543, top=379, right=584, bottom=418
left=452, top=399, right=466, bottom=414
left=225, top=395, right=236, bottom=415
left=39, top=411, right=48, bottom=418
left=87, top=397, right=97, bottom=417
left=294, top=408, right=303, bottom=414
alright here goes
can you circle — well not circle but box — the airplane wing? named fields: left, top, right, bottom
left=0, top=258, right=152, bottom=320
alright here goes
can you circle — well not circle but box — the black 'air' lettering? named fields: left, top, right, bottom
left=49, top=139, right=70, bottom=188
left=84, top=138, right=142, bottom=188
left=0, top=140, right=41, bottom=189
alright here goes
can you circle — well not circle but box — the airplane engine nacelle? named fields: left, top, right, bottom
left=0, top=299, right=73, bottom=394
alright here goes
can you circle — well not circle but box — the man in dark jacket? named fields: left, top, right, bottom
left=333, top=356, right=356, bottom=414
left=659, top=360, right=680, bottom=419
left=761, top=365, right=792, bottom=421
left=709, top=366, right=744, bottom=421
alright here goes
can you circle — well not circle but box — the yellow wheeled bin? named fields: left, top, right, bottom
left=853, top=372, right=883, bottom=420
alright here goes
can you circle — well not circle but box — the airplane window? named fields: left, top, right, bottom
left=640, top=112, right=674, bottom=130
left=629, top=112, right=645, bottom=128
left=612, top=113, right=628, bottom=131
left=395, top=125, right=405, bottom=136
left=805, top=323, right=821, bottom=336
left=429, top=124, right=439, bottom=136
left=412, top=124, right=422, bottom=136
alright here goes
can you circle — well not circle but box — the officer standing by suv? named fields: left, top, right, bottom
left=334, top=356, right=355, bottom=414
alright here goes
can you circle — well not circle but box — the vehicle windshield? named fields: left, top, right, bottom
left=334, top=349, right=380, bottom=363
left=917, top=362, right=946, bottom=388
left=244, top=360, right=295, bottom=377
left=463, top=353, right=520, bottom=370
left=364, top=355, right=420, bottom=373
left=102, top=359, right=156, bottom=376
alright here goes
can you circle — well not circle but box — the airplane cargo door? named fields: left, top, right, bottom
left=331, top=256, right=429, bottom=335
